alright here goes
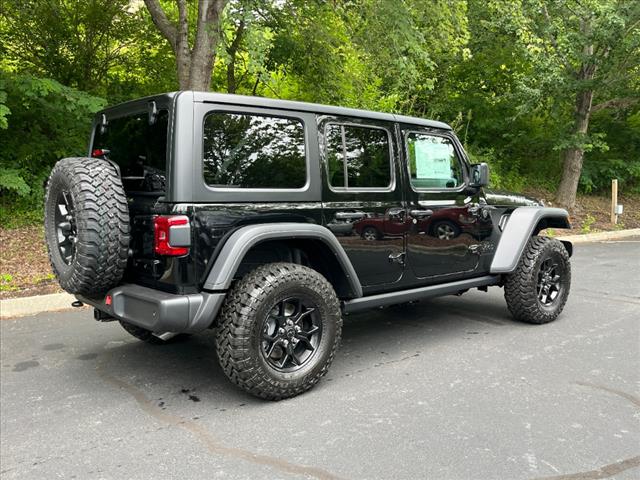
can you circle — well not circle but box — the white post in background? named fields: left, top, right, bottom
left=610, top=179, right=618, bottom=225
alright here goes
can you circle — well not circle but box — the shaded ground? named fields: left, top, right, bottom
left=1, top=191, right=638, bottom=299
left=1, top=239, right=638, bottom=479
left=0, top=225, right=60, bottom=299
left=525, top=189, right=640, bottom=234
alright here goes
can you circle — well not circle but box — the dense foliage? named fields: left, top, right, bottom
left=1, top=0, right=638, bottom=224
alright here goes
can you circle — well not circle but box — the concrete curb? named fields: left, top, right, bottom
left=0, top=292, right=80, bottom=320
left=1, top=228, right=638, bottom=319
left=557, top=228, right=640, bottom=243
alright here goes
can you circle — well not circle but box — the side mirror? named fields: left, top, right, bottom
left=470, top=163, right=489, bottom=188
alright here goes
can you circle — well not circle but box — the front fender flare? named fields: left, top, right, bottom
left=490, top=207, right=571, bottom=274
left=202, top=223, right=363, bottom=297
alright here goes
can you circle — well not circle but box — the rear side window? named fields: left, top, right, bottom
left=203, top=112, right=307, bottom=189
left=324, top=123, right=392, bottom=190
left=92, top=110, right=168, bottom=192
left=406, top=133, right=464, bottom=189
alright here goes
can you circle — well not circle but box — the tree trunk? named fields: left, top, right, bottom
left=175, top=0, right=191, bottom=90
left=144, top=0, right=227, bottom=91
left=189, top=0, right=226, bottom=91
left=555, top=88, right=594, bottom=208
left=555, top=35, right=597, bottom=209
left=226, top=19, right=245, bottom=93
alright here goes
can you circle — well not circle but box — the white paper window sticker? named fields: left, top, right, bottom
left=415, top=140, right=451, bottom=180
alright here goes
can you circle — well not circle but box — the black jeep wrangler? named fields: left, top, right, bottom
left=44, top=91, right=572, bottom=400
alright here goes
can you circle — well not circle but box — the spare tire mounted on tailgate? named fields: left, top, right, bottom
left=44, top=157, right=130, bottom=296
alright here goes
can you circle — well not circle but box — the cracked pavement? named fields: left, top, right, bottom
left=1, top=238, right=639, bottom=479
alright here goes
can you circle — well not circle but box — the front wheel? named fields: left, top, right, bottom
left=215, top=263, right=342, bottom=400
left=504, top=236, right=571, bottom=324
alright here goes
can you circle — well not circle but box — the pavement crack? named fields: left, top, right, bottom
left=574, top=381, right=640, bottom=409
left=530, top=455, right=640, bottom=480
left=446, top=307, right=507, bottom=326
left=96, top=366, right=345, bottom=480
left=576, top=288, right=640, bottom=306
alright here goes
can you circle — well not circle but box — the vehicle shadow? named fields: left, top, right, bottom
left=87, top=292, right=517, bottom=406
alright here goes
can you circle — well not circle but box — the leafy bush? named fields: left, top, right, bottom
left=0, top=72, right=105, bottom=226
left=466, top=146, right=526, bottom=192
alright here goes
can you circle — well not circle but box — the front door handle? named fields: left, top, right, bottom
left=410, top=209, right=434, bottom=218
left=335, top=211, right=366, bottom=220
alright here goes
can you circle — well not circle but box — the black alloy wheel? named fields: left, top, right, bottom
left=536, top=257, right=563, bottom=306
left=54, top=190, right=77, bottom=265
left=261, top=297, right=322, bottom=371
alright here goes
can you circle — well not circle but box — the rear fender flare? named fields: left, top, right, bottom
left=202, top=223, right=363, bottom=298
left=490, top=207, right=571, bottom=274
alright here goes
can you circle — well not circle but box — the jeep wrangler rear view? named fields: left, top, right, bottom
left=44, top=92, right=572, bottom=400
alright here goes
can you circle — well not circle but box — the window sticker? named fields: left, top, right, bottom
left=415, top=141, right=451, bottom=180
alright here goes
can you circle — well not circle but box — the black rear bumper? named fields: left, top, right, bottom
left=77, top=284, right=226, bottom=333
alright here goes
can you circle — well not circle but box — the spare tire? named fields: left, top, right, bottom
left=44, top=157, right=130, bottom=296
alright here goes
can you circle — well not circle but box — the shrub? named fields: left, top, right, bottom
left=0, top=72, right=105, bottom=227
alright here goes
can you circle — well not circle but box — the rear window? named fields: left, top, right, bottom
left=92, top=110, right=168, bottom=192
left=202, top=112, right=307, bottom=189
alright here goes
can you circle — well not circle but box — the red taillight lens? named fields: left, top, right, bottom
left=154, top=215, right=190, bottom=256
left=92, top=148, right=110, bottom=158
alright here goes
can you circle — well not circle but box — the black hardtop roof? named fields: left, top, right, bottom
left=191, top=91, right=452, bottom=130
left=100, top=91, right=452, bottom=131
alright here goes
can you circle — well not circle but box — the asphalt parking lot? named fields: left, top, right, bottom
left=1, top=238, right=639, bottom=480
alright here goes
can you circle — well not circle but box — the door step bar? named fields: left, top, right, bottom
left=342, top=275, right=501, bottom=314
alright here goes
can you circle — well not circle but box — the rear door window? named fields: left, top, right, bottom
left=202, top=112, right=307, bottom=189
left=324, top=123, right=392, bottom=190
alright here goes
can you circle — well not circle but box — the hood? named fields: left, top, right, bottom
left=483, top=189, right=544, bottom=207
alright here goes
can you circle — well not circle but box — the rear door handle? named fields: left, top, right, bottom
left=410, top=209, right=434, bottom=218
left=335, top=211, right=366, bottom=220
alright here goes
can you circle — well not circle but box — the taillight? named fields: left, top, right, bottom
left=154, top=215, right=190, bottom=256
left=91, top=148, right=110, bottom=158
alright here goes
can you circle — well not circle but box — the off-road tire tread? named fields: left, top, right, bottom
left=504, top=236, right=570, bottom=324
left=44, top=157, right=129, bottom=295
left=215, top=262, right=342, bottom=400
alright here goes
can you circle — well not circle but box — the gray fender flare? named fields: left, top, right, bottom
left=202, top=222, right=363, bottom=297
left=490, top=207, right=571, bottom=274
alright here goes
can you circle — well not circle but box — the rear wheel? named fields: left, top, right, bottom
left=504, top=236, right=571, bottom=324
left=432, top=220, right=460, bottom=240
left=215, top=262, right=342, bottom=400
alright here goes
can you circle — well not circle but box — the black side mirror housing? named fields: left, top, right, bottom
left=470, top=163, right=489, bottom=188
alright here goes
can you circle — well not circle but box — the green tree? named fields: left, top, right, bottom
left=0, top=73, right=105, bottom=224
left=512, top=0, right=639, bottom=207
left=0, top=0, right=142, bottom=94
